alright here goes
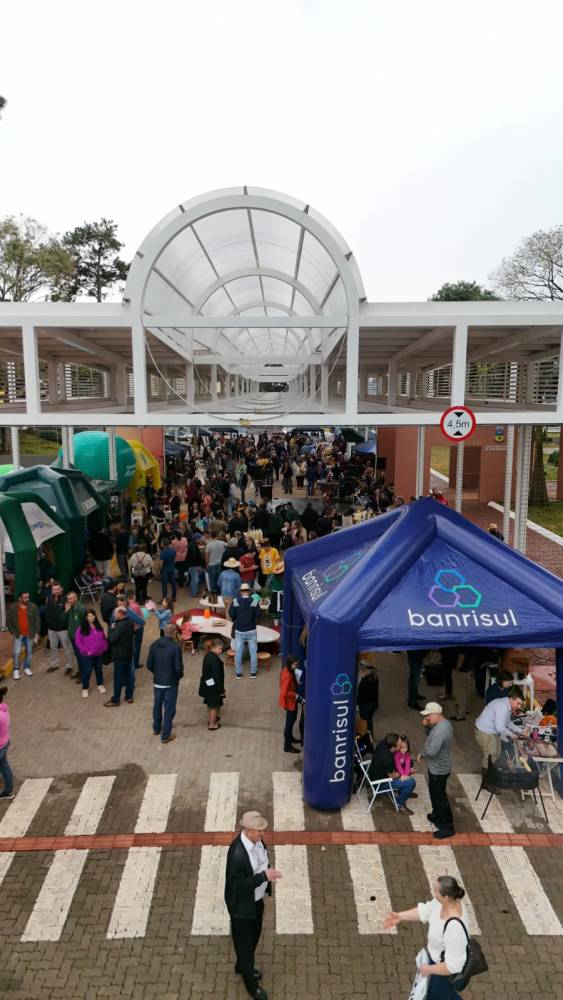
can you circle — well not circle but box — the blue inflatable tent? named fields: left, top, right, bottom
left=282, top=497, right=563, bottom=810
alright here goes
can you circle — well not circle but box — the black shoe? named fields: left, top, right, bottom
left=235, top=965, right=262, bottom=980
left=248, top=988, right=267, bottom=1000
left=427, top=813, right=437, bottom=824
left=433, top=828, right=455, bottom=840
left=284, top=746, right=300, bottom=753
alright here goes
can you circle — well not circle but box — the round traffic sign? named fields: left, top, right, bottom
left=440, top=405, right=477, bottom=442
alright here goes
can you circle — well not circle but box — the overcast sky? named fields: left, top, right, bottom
left=2, top=0, right=563, bottom=301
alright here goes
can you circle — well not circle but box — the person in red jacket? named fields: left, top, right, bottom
left=279, top=655, right=300, bottom=754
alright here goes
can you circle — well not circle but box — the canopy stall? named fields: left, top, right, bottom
left=58, top=431, right=136, bottom=490
left=127, top=439, right=162, bottom=498
left=0, top=465, right=104, bottom=576
left=0, top=491, right=71, bottom=619
left=352, top=439, right=377, bottom=456
left=282, top=497, right=563, bottom=810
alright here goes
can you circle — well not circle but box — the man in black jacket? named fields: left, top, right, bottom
left=100, top=582, right=118, bottom=629
left=45, top=582, right=72, bottom=674
left=104, top=608, right=135, bottom=706
left=225, top=811, right=281, bottom=1000
left=146, top=624, right=184, bottom=743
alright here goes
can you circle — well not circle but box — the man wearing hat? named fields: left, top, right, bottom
left=417, top=702, right=455, bottom=840
left=225, top=810, right=282, bottom=1000
left=229, top=583, right=260, bottom=678
left=217, top=557, right=241, bottom=617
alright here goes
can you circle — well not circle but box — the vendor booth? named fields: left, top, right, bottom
left=0, top=465, right=104, bottom=577
left=282, top=497, right=563, bottom=810
left=127, top=439, right=162, bottom=498
left=0, top=492, right=71, bottom=618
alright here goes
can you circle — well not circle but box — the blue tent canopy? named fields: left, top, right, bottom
left=352, top=439, right=377, bottom=455
left=282, top=498, right=563, bottom=810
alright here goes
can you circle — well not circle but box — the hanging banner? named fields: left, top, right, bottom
left=0, top=502, right=65, bottom=553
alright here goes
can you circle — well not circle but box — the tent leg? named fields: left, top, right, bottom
left=10, top=427, right=21, bottom=470
left=454, top=443, right=464, bottom=513
left=415, top=426, right=425, bottom=498
left=502, top=425, right=515, bottom=543
left=556, top=650, right=563, bottom=763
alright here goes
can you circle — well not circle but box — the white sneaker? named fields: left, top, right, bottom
left=97, top=685, right=106, bottom=693
left=82, top=689, right=89, bottom=698
left=24, top=667, right=33, bottom=677
left=13, top=669, right=20, bottom=680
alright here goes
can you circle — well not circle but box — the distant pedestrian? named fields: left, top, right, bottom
left=104, top=608, right=135, bottom=707
left=279, top=655, right=300, bottom=754
left=357, top=661, right=379, bottom=735
left=0, top=686, right=14, bottom=799
left=417, top=702, right=455, bottom=840
left=159, top=538, right=177, bottom=602
left=229, top=584, right=260, bottom=678
left=199, top=639, right=225, bottom=731
left=7, top=592, right=39, bottom=680
left=225, top=811, right=282, bottom=1000
left=147, top=624, right=184, bottom=743
left=488, top=523, right=504, bottom=541
left=74, top=610, right=107, bottom=697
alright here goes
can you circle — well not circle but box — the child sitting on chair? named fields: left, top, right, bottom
left=179, top=612, right=197, bottom=654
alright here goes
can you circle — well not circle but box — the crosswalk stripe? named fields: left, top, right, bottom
left=490, top=846, right=563, bottom=936
left=0, top=778, right=52, bottom=838
left=541, top=795, right=563, bottom=834
left=64, top=775, right=115, bottom=836
left=457, top=773, right=514, bottom=833
left=0, top=851, right=14, bottom=888
left=405, top=779, right=434, bottom=833
left=273, top=772, right=304, bottom=830
left=107, top=847, right=162, bottom=939
left=274, top=845, right=314, bottom=934
left=417, top=846, right=481, bottom=935
left=345, top=846, right=395, bottom=934
left=22, top=850, right=89, bottom=942
left=21, top=776, right=115, bottom=942
left=341, top=793, right=375, bottom=831
left=135, top=773, right=177, bottom=833
left=190, top=845, right=230, bottom=935
left=107, top=772, right=177, bottom=939
left=204, top=773, right=239, bottom=831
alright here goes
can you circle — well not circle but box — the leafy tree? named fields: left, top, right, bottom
left=0, top=216, right=74, bottom=301
left=0, top=96, right=6, bottom=118
left=52, top=219, right=128, bottom=302
left=430, top=280, right=498, bottom=301
left=491, top=227, right=563, bottom=300
left=529, top=426, right=549, bottom=505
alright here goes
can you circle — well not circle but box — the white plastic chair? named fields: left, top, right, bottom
left=355, top=746, right=399, bottom=813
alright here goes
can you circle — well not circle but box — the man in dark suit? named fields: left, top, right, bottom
left=224, top=810, right=282, bottom=999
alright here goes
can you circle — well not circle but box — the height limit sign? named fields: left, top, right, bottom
left=440, top=405, right=477, bottom=442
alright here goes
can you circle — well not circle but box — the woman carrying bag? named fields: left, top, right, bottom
left=384, top=875, right=486, bottom=998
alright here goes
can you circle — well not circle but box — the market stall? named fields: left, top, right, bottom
left=282, top=497, right=563, bottom=810
left=0, top=465, right=104, bottom=577
left=127, top=439, right=162, bottom=498
left=0, top=491, right=71, bottom=620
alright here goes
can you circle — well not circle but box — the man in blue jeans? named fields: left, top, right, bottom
left=229, top=583, right=260, bottom=678
left=159, top=538, right=177, bottom=601
left=367, top=733, right=417, bottom=814
left=147, top=624, right=184, bottom=744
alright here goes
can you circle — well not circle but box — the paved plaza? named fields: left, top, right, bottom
left=1, top=608, right=562, bottom=1000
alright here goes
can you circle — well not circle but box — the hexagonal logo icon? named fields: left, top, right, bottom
left=434, top=569, right=466, bottom=591
left=428, top=585, right=461, bottom=608
left=330, top=673, right=353, bottom=697
left=452, top=584, right=482, bottom=609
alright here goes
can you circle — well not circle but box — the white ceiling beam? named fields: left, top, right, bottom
left=467, top=326, right=561, bottom=362
left=145, top=315, right=346, bottom=328
left=388, top=327, right=449, bottom=364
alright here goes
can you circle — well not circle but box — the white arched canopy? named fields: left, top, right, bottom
left=125, top=187, right=364, bottom=378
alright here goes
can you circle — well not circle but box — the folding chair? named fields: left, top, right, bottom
left=74, top=577, right=103, bottom=604
left=354, top=746, right=399, bottom=813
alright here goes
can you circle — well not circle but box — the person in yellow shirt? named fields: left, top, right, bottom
left=258, top=539, right=280, bottom=588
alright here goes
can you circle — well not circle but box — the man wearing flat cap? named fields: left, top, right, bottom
left=225, top=810, right=282, bottom=999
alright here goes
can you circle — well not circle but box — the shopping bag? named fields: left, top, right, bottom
left=109, top=553, right=121, bottom=579
left=408, top=950, right=429, bottom=1000
left=0, top=657, right=13, bottom=679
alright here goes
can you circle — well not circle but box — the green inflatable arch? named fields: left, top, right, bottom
left=0, top=491, right=73, bottom=599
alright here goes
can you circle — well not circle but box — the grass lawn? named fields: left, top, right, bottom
left=528, top=501, right=563, bottom=537
left=21, top=431, right=60, bottom=455
left=430, top=445, right=450, bottom=477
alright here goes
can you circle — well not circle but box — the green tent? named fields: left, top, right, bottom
left=59, top=430, right=136, bottom=489
left=0, top=491, right=73, bottom=606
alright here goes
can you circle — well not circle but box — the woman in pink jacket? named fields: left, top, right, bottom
left=74, top=610, right=108, bottom=698
left=0, top=686, right=13, bottom=798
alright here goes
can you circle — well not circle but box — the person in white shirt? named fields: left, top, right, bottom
left=474, top=688, right=524, bottom=772
left=384, top=875, right=468, bottom=999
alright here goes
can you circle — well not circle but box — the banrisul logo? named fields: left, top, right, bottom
left=329, top=673, right=353, bottom=784
left=408, top=567, right=518, bottom=630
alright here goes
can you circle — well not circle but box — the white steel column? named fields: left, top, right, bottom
left=454, top=443, right=464, bottom=513
left=210, top=365, right=217, bottom=401
left=310, top=365, right=317, bottom=400
left=345, top=317, right=360, bottom=418
left=185, top=362, right=194, bottom=405
left=10, top=427, right=21, bottom=469
left=513, top=426, right=533, bottom=553
left=451, top=322, right=468, bottom=405
left=415, top=426, right=425, bottom=498
left=225, top=371, right=231, bottom=400
left=60, top=427, right=75, bottom=468
left=502, top=425, right=515, bottom=543
left=132, top=320, right=148, bottom=416
left=114, top=364, right=128, bottom=407
left=46, top=360, right=59, bottom=403
left=556, top=328, right=563, bottom=417
left=107, top=427, right=117, bottom=481
left=22, top=322, right=41, bottom=417
left=387, top=362, right=397, bottom=405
